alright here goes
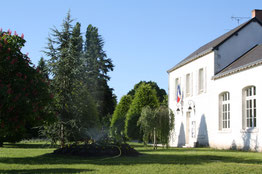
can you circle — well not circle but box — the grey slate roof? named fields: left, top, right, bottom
left=167, top=18, right=260, bottom=73
left=213, top=44, right=262, bottom=79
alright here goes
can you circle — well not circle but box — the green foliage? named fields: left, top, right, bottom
left=44, top=12, right=100, bottom=146
left=0, top=30, right=55, bottom=143
left=137, top=106, right=156, bottom=144
left=110, top=95, right=132, bottom=142
left=37, top=57, right=49, bottom=79
left=127, top=81, right=166, bottom=103
left=137, top=106, right=174, bottom=148
left=70, top=85, right=100, bottom=140
left=125, top=83, right=159, bottom=140
left=161, top=95, right=168, bottom=107
left=83, top=24, right=116, bottom=125
left=155, top=106, right=174, bottom=147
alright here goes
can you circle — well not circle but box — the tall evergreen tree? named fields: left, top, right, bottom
left=110, top=95, right=132, bottom=142
left=83, top=24, right=116, bottom=124
left=44, top=12, right=100, bottom=146
left=37, top=57, right=49, bottom=79
left=69, top=22, right=83, bottom=81
left=69, top=22, right=100, bottom=142
left=45, top=11, right=74, bottom=147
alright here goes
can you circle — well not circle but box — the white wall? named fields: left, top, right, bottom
left=210, top=65, right=262, bottom=151
left=215, top=21, right=262, bottom=74
left=169, top=51, right=262, bottom=151
left=168, top=52, right=215, bottom=147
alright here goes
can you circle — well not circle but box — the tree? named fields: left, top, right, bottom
left=83, top=24, right=116, bottom=124
left=127, top=81, right=166, bottom=103
left=137, top=106, right=156, bottom=146
left=155, top=106, right=174, bottom=147
left=37, top=57, right=49, bottom=79
left=138, top=106, right=174, bottom=149
left=125, top=83, right=159, bottom=140
left=44, top=13, right=101, bottom=146
left=0, top=30, right=54, bottom=146
left=110, top=95, right=132, bottom=142
left=45, top=11, right=75, bottom=147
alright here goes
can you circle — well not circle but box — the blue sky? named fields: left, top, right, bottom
left=1, top=0, right=261, bottom=101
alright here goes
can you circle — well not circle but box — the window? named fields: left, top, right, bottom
left=244, top=86, right=256, bottom=128
left=219, top=92, right=230, bottom=130
left=198, top=68, right=204, bottom=93
left=186, top=73, right=191, bottom=97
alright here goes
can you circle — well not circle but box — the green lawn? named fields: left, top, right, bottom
left=1, top=142, right=262, bottom=174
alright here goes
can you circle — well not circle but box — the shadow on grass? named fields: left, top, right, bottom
left=0, top=168, right=94, bottom=174
left=3, top=143, right=59, bottom=149
left=137, top=147, right=212, bottom=153
left=0, top=151, right=262, bottom=166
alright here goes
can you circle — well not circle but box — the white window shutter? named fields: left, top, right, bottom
left=204, top=67, right=207, bottom=93
left=184, top=74, right=186, bottom=97
left=190, top=72, right=193, bottom=96
left=195, top=70, right=199, bottom=95
left=174, top=78, right=177, bottom=102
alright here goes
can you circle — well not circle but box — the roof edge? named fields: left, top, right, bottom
left=213, top=18, right=257, bottom=49
left=167, top=17, right=262, bottom=74
left=167, top=48, right=213, bottom=73
left=214, top=44, right=258, bottom=75
left=213, top=59, right=262, bottom=80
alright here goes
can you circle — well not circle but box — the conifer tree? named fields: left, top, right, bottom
left=83, top=24, right=116, bottom=124
left=45, top=11, right=75, bottom=147
left=37, top=57, right=49, bottom=79
left=111, top=95, right=132, bottom=142
left=44, top=12, right=100, bottom=146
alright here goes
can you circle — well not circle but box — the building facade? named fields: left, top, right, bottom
left=168, top=10, right=262, bottom=151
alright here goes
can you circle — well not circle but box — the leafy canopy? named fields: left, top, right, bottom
left=0, top=30, right=54, bottom=143
left=125, top=83, right=159, bottom=140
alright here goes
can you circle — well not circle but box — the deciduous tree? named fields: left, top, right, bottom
left=125, top=83, right=159, bottom=140
left=0, top=30, right=54, bottom=146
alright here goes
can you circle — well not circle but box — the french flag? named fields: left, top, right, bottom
left=177, top=85, right=181, bottom=103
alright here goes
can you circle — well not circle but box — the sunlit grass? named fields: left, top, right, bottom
left=0, top=141, right=262, bottom=173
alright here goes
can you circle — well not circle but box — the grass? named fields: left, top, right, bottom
left=1, top=142, right=262, bottom=174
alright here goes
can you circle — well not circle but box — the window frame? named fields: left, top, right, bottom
left=219, top=92, right=231, bottom=130
left=243, top=86, right=256, bottom=129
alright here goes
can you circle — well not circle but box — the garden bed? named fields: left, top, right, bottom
left=52, top=143, right=141, bottom=157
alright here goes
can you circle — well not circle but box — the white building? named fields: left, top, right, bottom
left=168, top=9, right=262, bottom=151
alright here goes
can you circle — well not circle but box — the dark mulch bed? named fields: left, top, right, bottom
left=52, top=143, right=141, bottom=157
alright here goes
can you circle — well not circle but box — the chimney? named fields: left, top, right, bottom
left=252, top=9, right=262, bottom=22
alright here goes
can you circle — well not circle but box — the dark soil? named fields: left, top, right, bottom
left=53, top=143, right=141, bottom=157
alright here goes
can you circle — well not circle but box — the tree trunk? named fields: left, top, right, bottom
left=60, top=123, right=65, bottom=148
left=153, top=128, right=157, bottom=150
left=0, top=141, right=3, bottom=147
